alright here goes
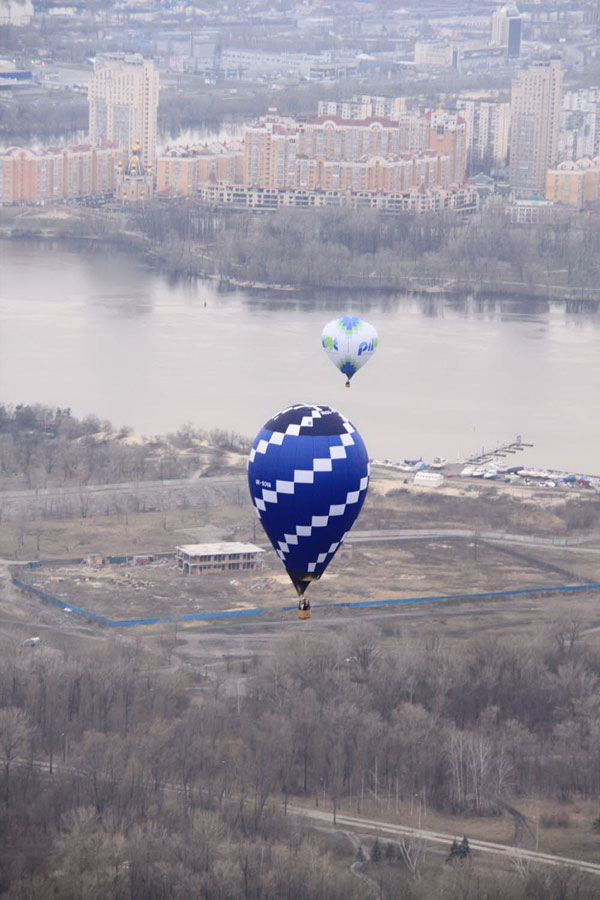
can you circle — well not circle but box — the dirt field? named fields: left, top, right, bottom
left=4, top=468, right=599, bottom=624
left=17, top=534, right=600, bottom=624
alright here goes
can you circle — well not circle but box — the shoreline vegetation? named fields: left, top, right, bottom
left=1, top=203, right=600, bottom=304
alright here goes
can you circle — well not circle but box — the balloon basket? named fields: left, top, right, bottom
left=298, top=608, right=310, bottom=620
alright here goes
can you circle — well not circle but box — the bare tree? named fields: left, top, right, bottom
left=0, top=707, right=31, bottom=804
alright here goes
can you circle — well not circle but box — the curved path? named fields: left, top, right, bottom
left=289, top=805, right=600, bottom=877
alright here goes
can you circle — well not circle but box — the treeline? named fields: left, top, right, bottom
left=0, top=638, right=359, bottom=900
left=0, top=93, right=88, bottom=146
left=211, top=205, right=600, bottom=294
left=130, top=201, right=600, bottom=298
left=0, top=404, right=249, bottom=489
left=2, top=626, right=600, bottom=897
left=246, top=624, right=600, bottom=814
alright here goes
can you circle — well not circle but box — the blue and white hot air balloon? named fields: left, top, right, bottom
left=321, top=316, right=379, bottom=387
left=248, top=404, right=369, bottom=618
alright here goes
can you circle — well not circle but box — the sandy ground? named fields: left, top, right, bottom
left=18, top=535, right=599, bottom=623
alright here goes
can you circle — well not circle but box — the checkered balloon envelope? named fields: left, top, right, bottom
left=248, top=404, right=369, bottom=600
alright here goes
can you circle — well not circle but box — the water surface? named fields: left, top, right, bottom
left=1, top=239, right=599, bottom=473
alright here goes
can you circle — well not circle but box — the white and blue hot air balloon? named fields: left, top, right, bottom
left=248, top=404, right=369, bottom=618
left=321, top=316, right=379, bottom=387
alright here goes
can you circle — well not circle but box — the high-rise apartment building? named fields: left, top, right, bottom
left=509, top=59, right=563, bottom=194
left=244, top=120, right=299, bottom=189
left=491, top=5, right=521, bottom=57
left=89, top=53, right=159, bottom=172
left=559, top=89, right=600, bottom=161
left=427, top=110, right=468, bottom=183
left=456, top=98, right=511, bottom=170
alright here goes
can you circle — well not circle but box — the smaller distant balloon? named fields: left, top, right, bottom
left=321, top=316, right=379, bottom=387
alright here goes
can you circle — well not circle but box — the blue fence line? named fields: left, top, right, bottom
left=12, top=577, right=108, bottom=623
left=11, top=575, right=600, bottom=628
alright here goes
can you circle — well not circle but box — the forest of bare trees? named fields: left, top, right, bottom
left=2, top=623, right=600, bottom=898
left=127, top=201, right=600, bottom=298
left=0, top=93, right=88, bottom=146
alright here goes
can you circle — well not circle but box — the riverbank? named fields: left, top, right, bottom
left=2, top=204, right=600, bottom=304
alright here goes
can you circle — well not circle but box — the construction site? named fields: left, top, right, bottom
left=4, top=464, right=599, bottom=631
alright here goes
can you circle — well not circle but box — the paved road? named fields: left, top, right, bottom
left=289, top=804, right=600, bottom=876
left=0, top=474, right=247, bottom=519
left=22, top=757, right=600, bottom=877
left=0, top=474, right=244, bottom=502
left=350, top=528, right=600, bottom=548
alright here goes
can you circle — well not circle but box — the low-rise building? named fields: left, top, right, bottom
left=176, top=542, right=265, bottom=574
left=506, top=198, right=554, bottom=223
left=197, top=183, right=478, bottom=214
left=414, top=471, right=444, bottom=488
left=85, top=552, right=108, bottom=567
left=414, top=42, right=459, bottom=68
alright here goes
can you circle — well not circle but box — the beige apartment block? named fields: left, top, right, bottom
left=545, top=157, right=600, bottom=208
left=89, top=53, right=159, bottom=173
left=317, top=96, right=407, bottom=121
left=0, top=143, right=119, bottom=204
left=157, top=148, right=244, bottom=195
left=414, top=42, right=458, bottom=67
left=510, top=59, right=562, bottom=194
left=427, top=109, right=468, bottom=183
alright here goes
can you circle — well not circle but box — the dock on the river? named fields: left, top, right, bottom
left=464, top=436, right=533, bottom=466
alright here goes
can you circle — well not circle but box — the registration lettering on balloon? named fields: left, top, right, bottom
left=248, top=404, right=369, bottom=611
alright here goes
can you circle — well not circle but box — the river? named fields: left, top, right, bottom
left=1, top=239, right=599, bottom=473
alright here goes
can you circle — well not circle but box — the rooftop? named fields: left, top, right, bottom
left=176, top=542, right=265, bottom=556
left=307, top=115, right=401, bottom=128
